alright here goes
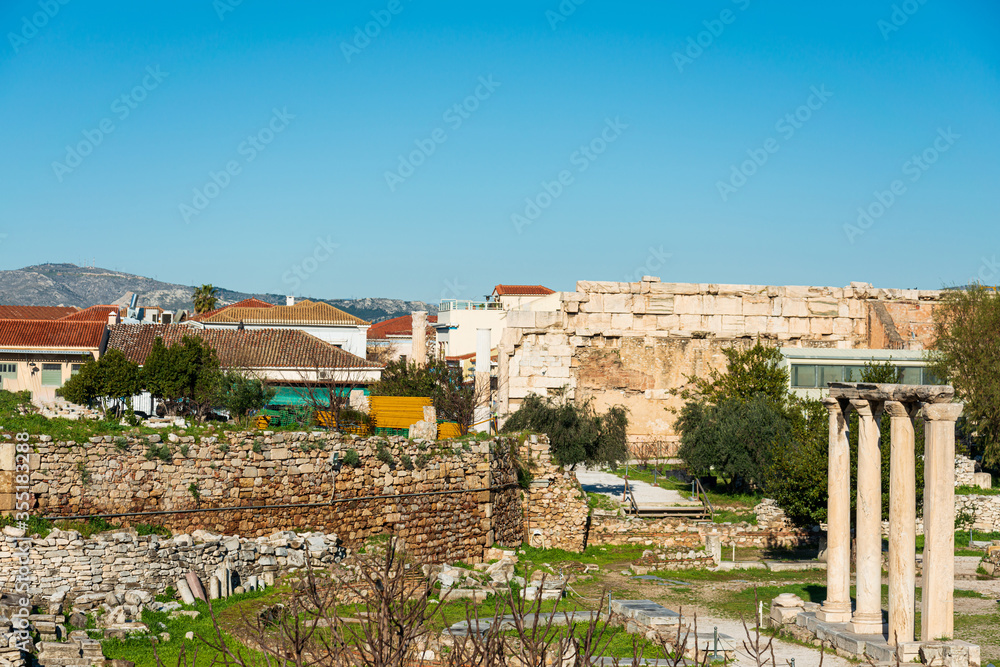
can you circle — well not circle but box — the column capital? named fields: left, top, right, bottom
left=885, top=400, right=913, bottom=419
left=850, top=399, right=874, bottom=417
left=922, top=402, right=963, bottom=422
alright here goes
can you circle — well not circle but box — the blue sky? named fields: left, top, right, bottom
left=1, top=1, right=997, bottom=302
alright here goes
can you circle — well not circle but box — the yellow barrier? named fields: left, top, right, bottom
left=437, top=422, right=463, bottom=439
left=368, top=396, right=432, bottom=430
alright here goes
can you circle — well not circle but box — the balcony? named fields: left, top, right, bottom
left=439, top=299, right=503, bottom=311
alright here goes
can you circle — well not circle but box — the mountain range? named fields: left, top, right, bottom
left=0, top=264, right=437, bottom=322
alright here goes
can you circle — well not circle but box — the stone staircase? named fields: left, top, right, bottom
left=31, top=398, right=100, bottom=421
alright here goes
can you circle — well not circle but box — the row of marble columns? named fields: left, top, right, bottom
left=816, top=395, right=963, bottom=644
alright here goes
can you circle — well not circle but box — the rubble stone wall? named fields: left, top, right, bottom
left=3, top=431, right=529, bottom=564
left=498, top=279, right=943, bottom=446
left=586, top=512, right=816, bottom=549
left=521, top=435, right=589, bottom=552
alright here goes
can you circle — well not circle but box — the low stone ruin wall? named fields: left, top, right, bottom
left=0, top=527, right=338, bottom=599
left=587, top=512, right=815, bottom=550
left=522, top=436, right=589, bottom=552
left=5, top=431, right=528, bottom=564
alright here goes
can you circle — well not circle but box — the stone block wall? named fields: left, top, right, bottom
left=521, top=436, right=589, bottom=552
left=587, top=512, right=815, bottom=549
left=7, top=432, right=527, bottom=564
left=498, top=278, right=943, bottom=445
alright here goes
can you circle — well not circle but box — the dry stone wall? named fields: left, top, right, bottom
left=587, top=512, right=815, bottom=549
left=521, top=435, right=589, bottom=552
left=498, top=278, right=943, bottom=447
left=5, top=432, right=527, bottom=564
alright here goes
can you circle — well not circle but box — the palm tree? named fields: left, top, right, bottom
left=192, top=284, right=219, bottom=314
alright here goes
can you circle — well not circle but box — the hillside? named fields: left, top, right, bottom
left=0, top=264, right=436, bottom=322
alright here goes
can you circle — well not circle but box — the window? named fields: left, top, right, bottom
left=41, top=363, right=63, bottom=387
left=922, top=368, right=944, bottom=385
left=900, top=366, right=922, bottom=385
left=843, top=365, right=865, bottom=382
left=818, top=365, right=844, bottom=388
left=71, top=364, right=82, bottom=376
left=0, top=363, right=15, bottom=388
left=791, top=364, right=817, bottom=388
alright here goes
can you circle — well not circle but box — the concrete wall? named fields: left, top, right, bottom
left=498, top=278, right=943, bottom=448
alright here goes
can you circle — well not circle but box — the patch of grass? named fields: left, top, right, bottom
left=343, top=449, right=361, bottom=468
left=0, top=513, right=54, bottom=538
left=133, top=523, right=171, bottom=538
left=587, top=493, right=618, bottom=512
left=956, top=485, right=1000, bottom=496
left=518, top=543, right=649, bottom=568
left=102, top=589, right=273, bottom=667
left=953, top=612, right=1000, bottom=666
left=145, top=443, right=172, bottom=462
left=711, top=509, right=757, bottom=524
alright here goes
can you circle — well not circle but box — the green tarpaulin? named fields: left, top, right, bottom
left=269, top=387, right=368, bottom=406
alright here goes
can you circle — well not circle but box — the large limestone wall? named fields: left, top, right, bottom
left=5, top=432, right=525, bottom=564
left=499, top=278, right=943, bottom=447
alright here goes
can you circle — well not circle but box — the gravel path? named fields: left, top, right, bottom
left=692, top=614, right=851, bottom=667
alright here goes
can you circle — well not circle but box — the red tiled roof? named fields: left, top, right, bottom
left=60, top=305, right=120, bottom=321
left=199, top=300, right=369, bottom=327
left=492, top=284, right=555, bottom=297
left=107, top=324, right=379, bottom=370
left=189, top=297, right=275, bottom=321
left=0, top=305, right=79, bottom=320
left=0, top=320, right=106, bottom=349
left=367, top=314, right=438, bottom=340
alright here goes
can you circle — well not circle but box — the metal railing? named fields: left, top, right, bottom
left=691, top=477, right=714, bottom=520
left=439, top=299, right=503, bottom=311
left=622, top=477, right=639, bottom=516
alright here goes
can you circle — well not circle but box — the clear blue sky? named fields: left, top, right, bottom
left=1, top=1, right=997, bottom=302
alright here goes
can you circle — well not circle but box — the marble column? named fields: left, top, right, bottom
left=849, top=399, right=884, bottom=635
left=818, top=398, right=853, bottom=623
left=411, top=311, right=427, bottom=366
left=921, top=402, right=963, bottom=641
left=886, top=401, right=915, bottom=645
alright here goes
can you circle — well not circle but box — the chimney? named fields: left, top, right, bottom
left=411, top=311, right=427, bottom=366
left=107, top=310, right=120, bottom=326
left=286, top=295, right=295, bottom=306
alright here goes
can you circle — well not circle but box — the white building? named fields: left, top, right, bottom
left=434, top=285, right=555, bottom=359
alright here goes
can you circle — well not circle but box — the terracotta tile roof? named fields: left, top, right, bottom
left=0, top=320, right=106, bottom=349
left=0, top=305, right=80, bottom=320
left=60, top=305, right=120, bottom=321
left=492, top=284, right=555, bottom=297
left=189, top=297, right=275, bottom=321
left=107, top=324, right=378, bottom=369
left=367, top=314, right=438, bottom=340
left=199, top=299, right=370, bottom=327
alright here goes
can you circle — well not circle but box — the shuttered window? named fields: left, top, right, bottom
left=0, top=363, right=15, bottom=389
left=41, top=363, right=63, bottom=386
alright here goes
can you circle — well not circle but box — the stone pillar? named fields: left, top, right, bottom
left=849, top=399, right=884, bottom=635
left=411, top=311, right=427, bottom=366
left=474, top=328, right=492, bottom=433
left=921, top=402, right=963, bottom=641
left=817, top=398, right=852, bottom=623
left=886, top=401, right=915, bottom=645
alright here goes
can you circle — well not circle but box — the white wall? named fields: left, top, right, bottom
left=436, top=309, right=506, bottom=358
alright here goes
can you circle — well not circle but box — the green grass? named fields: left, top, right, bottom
left=915, top=529, right=1000, bottom=553
left=587, top=493, right=618, bottom=512
left=517, top=544, right=649, bottom=568
left=650, top=568, right=826, bottom=585
left=0, top=514, right=172, bottom=539
left=609, top=467, right=760, bottom=513
left=102, top=589, right=273, bottom=667
left=956, top=485, right=1000, bottom=495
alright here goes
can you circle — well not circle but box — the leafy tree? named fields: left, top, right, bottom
left=144, top=336, right=222, bottom=419
left=677, top=394, right=790, bottom=493
left=217, top=371, right=275, bottom=424
left=501, top=394, right=629, bottom=468
left=927, top=285, right=1000, bottom=465
left=370, top=358, right=486, bottom=434
left=677, top=341, right=789, bottom=405
left=57, top=349, right=142, bottom=414
left=192, top=284, right=220, bottom=314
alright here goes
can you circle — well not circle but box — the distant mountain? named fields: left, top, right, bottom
left=0, top=264, right=437, bottom=322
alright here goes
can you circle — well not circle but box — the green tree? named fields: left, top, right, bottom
left=677, top=394, right=790, bottom=493
left=217, top=371, right=275, bottom=424
left=369, top=359, right=440, bottom=398
left=501, top=394, right=629, bottom=468
left=678, top=341, right=789, bottom=405
left=57, top=349, right=142, bottom=414
left=144, top=336, right=222, bottom=419
left=927, top=285, right=1000, bottom=465
left=192, top=284, right=220, bottom=314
